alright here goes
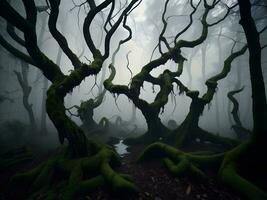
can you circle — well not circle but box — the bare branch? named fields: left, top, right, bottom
left=83, top=0, right=112, bottom=56
left=158, top=0, right=171, bottom=54
left=48, top=0, right=82, bottom=69
left=6, top=23, right=25, bottom=46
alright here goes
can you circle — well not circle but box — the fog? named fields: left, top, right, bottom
left=0, top=0, right=266, bottom=149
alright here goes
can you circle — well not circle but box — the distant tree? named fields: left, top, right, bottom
left=227, top=87, right=251, bottom=139
left=14, top=61, right=37, bottom=132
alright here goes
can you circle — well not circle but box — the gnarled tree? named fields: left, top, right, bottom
left=0, top=0, right=141, bottom=198
left=105, top=0, right=240, bottom=147
left=138, top=0, right=267, bottom=199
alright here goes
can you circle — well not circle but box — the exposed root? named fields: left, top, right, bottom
left=10, top=140, right=138, bottom=200
left=138, top=142, right=267, bottom=200
left=219, top=142, right=267, bottom=200
left=138, top=142, right=223, bottom=180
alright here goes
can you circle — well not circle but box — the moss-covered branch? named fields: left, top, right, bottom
left=202, top=45, right=247, bottom=103
left=104, top=1, right=237, bottom=144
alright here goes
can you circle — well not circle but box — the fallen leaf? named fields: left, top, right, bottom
left=186, top=184, right=192, bottom=195
left=145, top=192, right=150, bottom=196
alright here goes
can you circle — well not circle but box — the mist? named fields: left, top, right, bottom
left=0, top=0, right=267, bottom=199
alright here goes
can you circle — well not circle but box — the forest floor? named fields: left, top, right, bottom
left=0, top=144, right=243, bottom=200
left=89, top=144, right=242, bottom=200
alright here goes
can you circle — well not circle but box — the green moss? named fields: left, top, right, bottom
left=220, top=162, right=267, bottom=200
left=32, top=159, right=56, bottom=192
left=163, top=158, right=189, bottom=176
left=73, top=175, right=105, bottom=198
left=139, top=140, right=267, bottom=200
left=10, top=141, right=138, bottom=199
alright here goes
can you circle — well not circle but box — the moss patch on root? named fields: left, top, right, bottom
left=10, top=141, right=138, bottom=200
left=138, top=142, right=267, bottom=200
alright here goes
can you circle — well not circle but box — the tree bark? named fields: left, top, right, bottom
left=37, top=13, right=49, bottom=134
left=238, top=0, right=267, bottom=144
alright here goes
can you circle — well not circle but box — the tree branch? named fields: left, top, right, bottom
left=48, top=0, right=82, bottom=69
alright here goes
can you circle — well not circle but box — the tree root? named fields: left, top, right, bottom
left=219, top=142, right=267, bottom=200
left=138, top=142, right=267, bottom=200
left=10, top=141, right=138, bottom=200
left=0, top=146, right=33, bottom=171
left=138, top=142, right=223, bottom=180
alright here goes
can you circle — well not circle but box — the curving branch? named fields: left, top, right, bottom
left=202, top=44, right=247, bottom=103
left=158, top=0, right=171, bottom=54
left=83, top=0, right=113, bottom=56
left=174, top=0, right=201, bottom=43
left=227, top=87, right=244, bottom=127
left=103, top=0, right=140, bottom=59
left=0, top=0, right=142, bottom=198
left=48, top=0, right=82, bottom=69
left=6, top=23, right=25, bottom=46
left=104, top=0, right=241, bottom=144
left=227, top=87, right=251, bottom=140
left=0, top=0, right=64, bottom=82
left=0, top=0, right=128, bottom=157
left=0, top=34, right=36, bottom=66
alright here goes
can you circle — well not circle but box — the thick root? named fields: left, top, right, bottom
left=10, top=141, right=138, bottom=199
left=138, top=142, right=223, bottom=180
left=219, top=142, right=267, bottom=200
left=139, top=142, right=267, bottom=200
